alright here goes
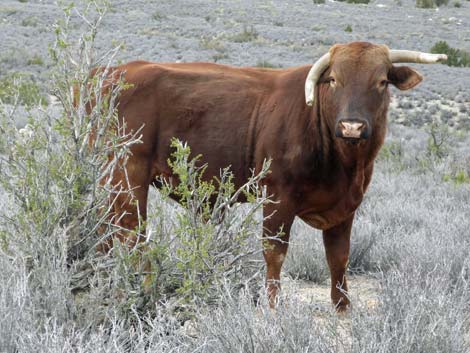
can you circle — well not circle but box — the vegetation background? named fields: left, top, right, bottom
left=0, top=0, right=469, bottom=352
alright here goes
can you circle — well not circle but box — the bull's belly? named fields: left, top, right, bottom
left=299, top=213, right=331, bottom=230
left=298, top=211, right=353, bottom=230
left=297, top=195, right=362, bottom=230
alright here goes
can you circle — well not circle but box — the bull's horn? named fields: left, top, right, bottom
left=305, top=52, right=330, bottom=106
left=389, top=50, right=448, bottom=64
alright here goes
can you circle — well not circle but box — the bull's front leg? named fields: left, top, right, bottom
left=322, top=214, right=354, bottom=312
left=262, top=202, right=295, bottom=308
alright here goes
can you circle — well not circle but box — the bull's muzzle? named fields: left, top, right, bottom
left=335, top=119, right=369, bottom=141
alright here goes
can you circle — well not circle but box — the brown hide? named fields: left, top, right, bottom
left=96, top=42, right=424, bottom=309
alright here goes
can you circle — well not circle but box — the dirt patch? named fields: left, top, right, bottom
left=282, top=274, right=380, bottom=312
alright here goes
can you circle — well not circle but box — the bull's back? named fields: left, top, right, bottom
left=114, top=61, right=280, bottom=186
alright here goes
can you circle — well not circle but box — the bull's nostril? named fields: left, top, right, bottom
left=339, top=120, right=366, bottom=139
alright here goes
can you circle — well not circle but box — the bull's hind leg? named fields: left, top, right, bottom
left=262, top=202, right=295, bottom=308
left=322, top=214, right=354, bottom=312
left=100, top=156, right=152, bottom=252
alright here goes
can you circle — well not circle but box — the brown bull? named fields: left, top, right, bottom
left=95, top=42, right=446, bottom=310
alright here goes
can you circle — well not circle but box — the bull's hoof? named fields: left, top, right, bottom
left=333, top=296, right=351, bottom=313
left=335, top=303, right=351, bottom=314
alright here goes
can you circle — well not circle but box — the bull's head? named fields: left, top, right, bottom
left=305, top=42, right=447, bottom=144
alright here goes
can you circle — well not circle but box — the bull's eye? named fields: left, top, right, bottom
left=328, top=77, right=337, bottom=88
left=379, top=80, right=389, bottom=88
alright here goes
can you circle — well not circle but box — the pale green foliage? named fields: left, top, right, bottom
left=416, top=0, right=449, bottom=7
left=0, top=1, right=144, bottom=347
left=96, top=138, right=273, bottom=318
left=230, top=25, right=259, bottom=43
left=426, top=121, right=449, bottom=158
left=143, top=138, right=271, bottom=306
left=430, top=41, right=470, bottom=67
left=377, top=139, right=405, bottom=171
left=0, top=73, right=46, bottom=107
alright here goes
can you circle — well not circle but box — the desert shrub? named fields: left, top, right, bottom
left=348, top=149, right=470, bottom=276
left=313, top=0, right=326, bottom=4
left=344, top=24, right=353, bottom=32
left=442, top=157, right=470, bottom=184
left=27, top=54, right=44, bottom=66
left=337, top=0, right=371, bottom=4
left=0, top=2, right=150, bottom=350
left=377, top=140, right=404, bottom=167
left=230, top=25, right=259, bottom=43
left=151, top=11, right=166, bottom=20
left=256, top=59, right=279, bottom=68
left=199, top=36, right=226, bottom=52
left=21, top=15, right=39, bottom=26
left=430, top=41, right=470, bottom=67
left=191, top=289, right=340, bottom=353
left=425, top=121, right=449, bottom=158
left=212, top=52, right=229, bottom=62
left=443, top=170, right=470, bottom=184
left=141, top=139, right=270, bottom=308
left=0, top=72, right=47, bottom=107
left=284, top=222, right=329, bottom=283
left=352, top=263, right=470, bottom=353
left=416, top=0, right=449, bottom=6
left=416, top=0, right=437, bottom=7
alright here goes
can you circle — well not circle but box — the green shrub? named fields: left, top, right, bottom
left=313, top=0, right=325, bottom=4
left=430, top=41, right=470, bottom=67
left=344, top=24, right=353, bottom=32
left=152, top=11, right=166, bottom=20
left=230, top=25, right=259, bottom=43
left=27, top=54, right=44, bottom=66
left=213, top=53, right=229, bottom=62
left=199, top=36, right=226, bottom=52
left=256, top=60, right=279, bottom=68
left=21, top=16, right=38, bottom=27
left=426, top=121, right=449, bottom=159
left=378, top=140, right=405, bottom=167
left=0, top=73, right=46, bottom=106
left=416, top=0, right=449, bottom=7
left=443, top=170, right=470, bottom=184
left=337, top=0, right=371, bottom=4
left=0, top=0, right=144, bottom=336
left=416, top=0, right=434, bottom=6
left=144, top=139, right=271, bottom=306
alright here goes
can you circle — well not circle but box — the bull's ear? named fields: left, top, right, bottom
left=388, top=66, right=423, bottom=90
